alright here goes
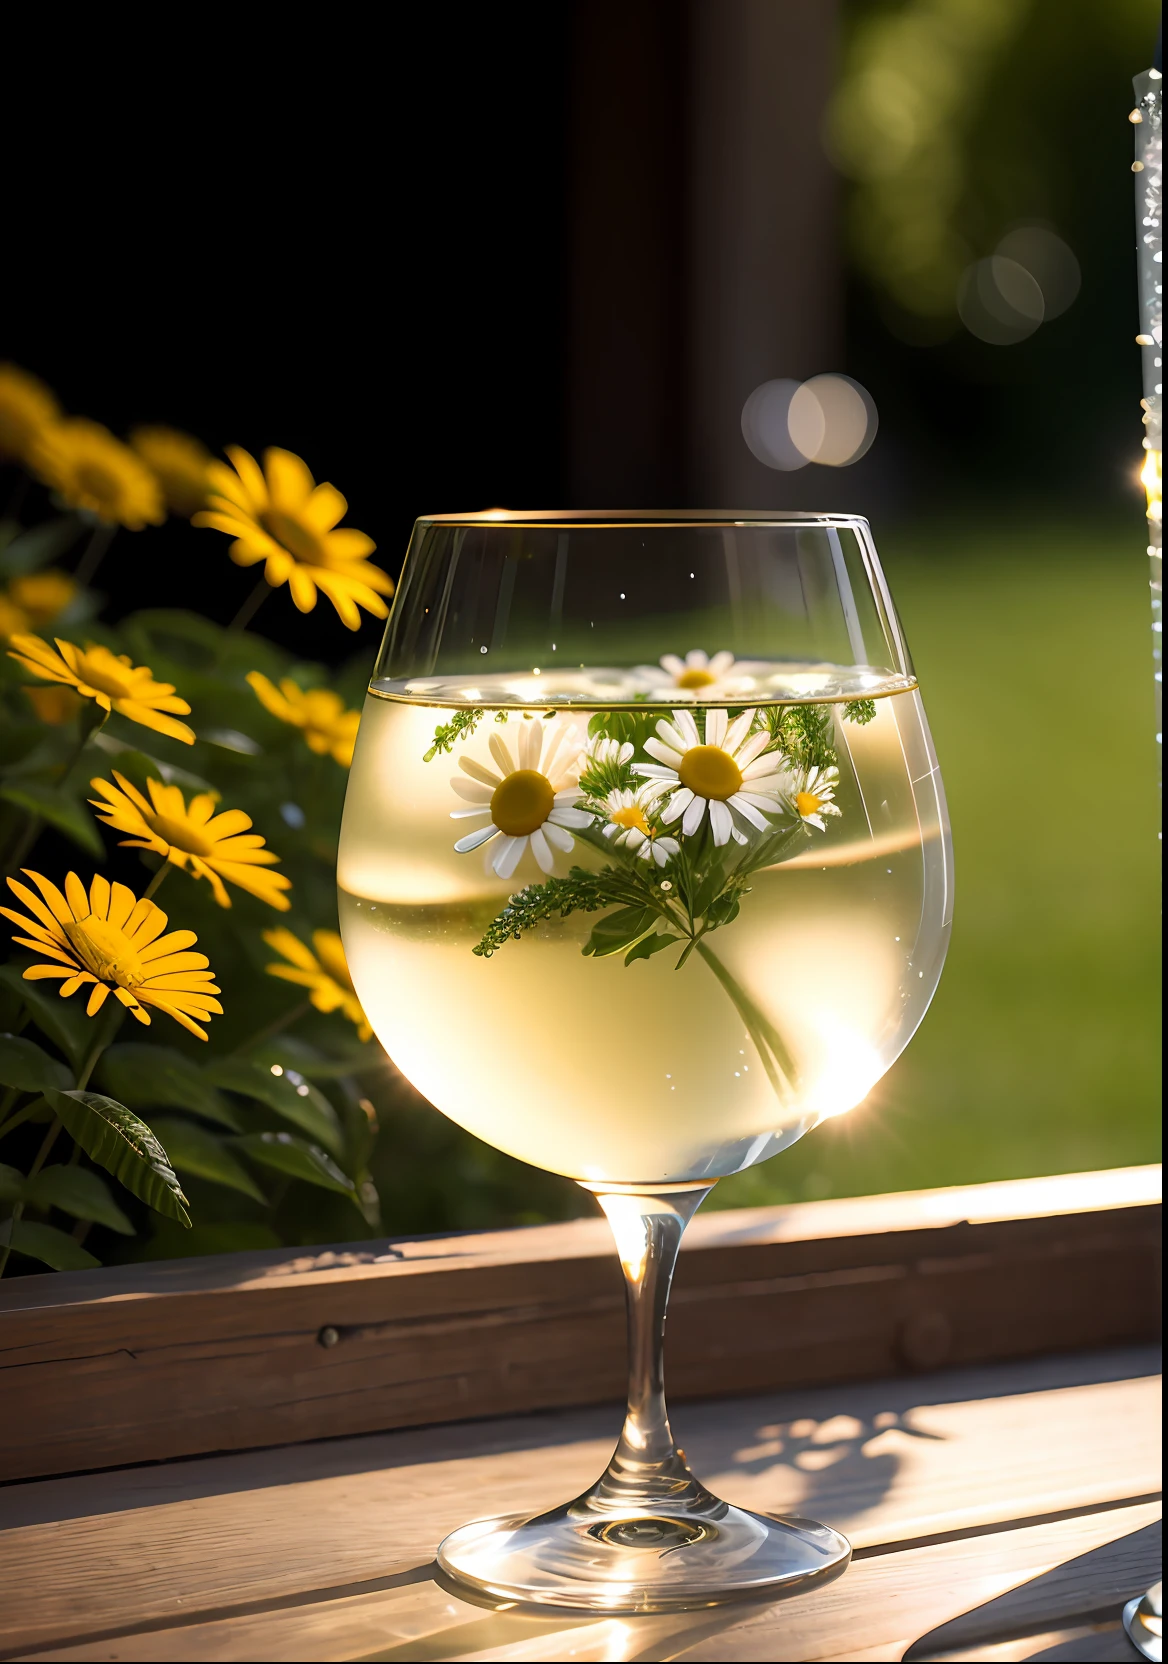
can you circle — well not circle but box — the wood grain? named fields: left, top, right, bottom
left=0, top=1351, right=1159, bottom=1660
left=0, top=1167, right=1159, bottom=1481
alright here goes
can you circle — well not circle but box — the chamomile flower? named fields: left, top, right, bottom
left=637, top=707, right=786, bottom=847
left=633, top=648, right=747, bottom=700
left=782, top=764, right=841, bottom=832
left=600, top=784, right=679, bottom=867
left=450, top=719, right=590, bottom=879
left=583, top=735, right=634, bottom=768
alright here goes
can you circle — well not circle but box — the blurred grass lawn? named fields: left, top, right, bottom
left=713, top=516, right=1162, bottom=1209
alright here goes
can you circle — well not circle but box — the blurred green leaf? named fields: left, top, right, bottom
left=0, top=1033, right=73, bottom=1094
left=0, top=518, right=82, bottom=580
left=0, top=720, right=45, bottom=772
left=0, top=1162, right=25, bottom=1201
left=87, top=733, right=217, bottom=797
left=206, top=1059, right=345, bottom=1158
left=22, top=1165, right=134, bottom=1233
left=151, top=1116, right=267, bottom=1202
left=234, top=1131, right=357, bottom=1199
left=97, top=1044, right=239, bottom=1129
left=0, top=781, right=103, bottom=857
left=142, top=1220, right=281, bottom=1260
left=46, top=1090, right=191, bottom=1226
left=249, top=1035, right=383, bottom=1081
left=0, top=1217, right=99, bottom=1270
left=0, top=965, right=91, bottom=1067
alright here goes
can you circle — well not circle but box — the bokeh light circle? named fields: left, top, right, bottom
left=957, top=225, right=1080, bottom=345
left=740, top=379, right=808, bottom=471
left=742, top=375, right=878, bottom=470
left=957, top=256, right=1044, bottom=344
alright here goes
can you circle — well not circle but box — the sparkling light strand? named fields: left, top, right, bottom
left=1133, top=68, right=1163, bottom=798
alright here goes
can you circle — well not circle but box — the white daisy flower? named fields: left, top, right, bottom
left=582, top=735, right=635, bottom=768
left=631, top=648, right=747, bottom=700
left=450, top=719, right=592, bottom=879
left=781, top=764, right=842, bottom=833
left=600, top=783, right=679, bottom=867
left=636, top=707, right=787, bottom=848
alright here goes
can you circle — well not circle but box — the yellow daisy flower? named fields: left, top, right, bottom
left=2, top=870, right=222, bottom=1040
left=0, top=572, right=76, bottom=642
left=8, top=569, right=78, bottom=626
left=0, top=363, right=59, bottom=461
left=30, top=418, right=165, bottom=529
left=129, top=425, right=213, bottom=517
left=7, top=633, right=195, bottom=745
left=194, top=446, right=392, bottom=631
left=263, top=927, right=371, bottom=1041
left=246, top=671, right=359, bottom=766
left=89, top=771, right=292, bottom=912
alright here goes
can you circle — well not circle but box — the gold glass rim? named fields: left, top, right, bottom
left=413, top=508, right=872, bottom=528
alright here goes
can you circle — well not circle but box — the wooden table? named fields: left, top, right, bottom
left=0, top=1172, right=1160, bottom=1662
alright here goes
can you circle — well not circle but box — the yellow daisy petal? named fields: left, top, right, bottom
left=224, top=445, right=269, bottom=510
left=264, top=447, right=316, bottom=508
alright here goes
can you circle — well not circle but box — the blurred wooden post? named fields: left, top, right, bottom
left=568, top=0, right=840, bottom=507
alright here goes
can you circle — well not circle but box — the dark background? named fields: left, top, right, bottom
left=5, top=0, right=1157, bottom=658
left=1, top=1, right=1161, bottom=1229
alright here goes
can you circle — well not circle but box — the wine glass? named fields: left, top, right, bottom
left=338, top=511, right=952, bottom=1613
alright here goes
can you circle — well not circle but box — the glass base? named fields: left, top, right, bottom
left=437, top=1486, right=851, bottom=1614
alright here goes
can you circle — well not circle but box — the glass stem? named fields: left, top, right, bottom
left=589, top=1183, right=714, bottom=1513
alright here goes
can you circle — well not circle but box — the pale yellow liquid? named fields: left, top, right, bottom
left=338, top=675, right=952, bottom=1183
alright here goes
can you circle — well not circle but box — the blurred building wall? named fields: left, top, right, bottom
left=568, top=0, right=840, bottom=508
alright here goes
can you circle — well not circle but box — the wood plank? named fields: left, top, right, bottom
left=11, top=1507, right=1160, bottom=1661
left=0, top=1352, right=1158, bottom=1659
left=0, top=1167, right=1159, bottom=1480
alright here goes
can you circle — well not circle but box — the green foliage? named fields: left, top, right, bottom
left=473, top=868, right=625, bottom=957
left=581, top=906, right=659, bottom=959
left=424, top=710, right=483, bottom=762
left=0, top=965, right=91, bottom=1067
left=0, top=1217, right=99, bottom=1271
left=46, top=1091, right=191, bottom=1226
left=204, top=1059, right=345, bottom=1158
left=150, top=1117, right=267, bottom=1202
left=0, top=781, right=104, bottom=858
left=96, top=1044, right=238, bottom=1128
left=233, top=1130, right=359, bottom=1201
left=0, top=518, right=82, bottom=581
left=0, top=1034, right=72, bottom=1094
left=843, top=698, right=876, bottom=725
left=0, top=1163, right=134, bottom=1234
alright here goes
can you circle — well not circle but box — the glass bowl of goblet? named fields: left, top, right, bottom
left=338, top=511, right=952, bottom=1613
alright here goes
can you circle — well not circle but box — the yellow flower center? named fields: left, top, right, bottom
left=63, top=916, right=146, bottom=989
left=263, top=510, right=324, bottom=566
left=677, top=745, right=742, bottom=801
left=148, top=812, right=214, bottom=858
left=74, top=651, right=134, bottom=700
left=490, top=769, right=555, bottom=836
left=795, top=790, right=822, bottom=818
left=675, top=666, right=717, bottom=690
left=611, top=804, right=651, bottom=835
left=76, top=462, right=121, bottom=506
